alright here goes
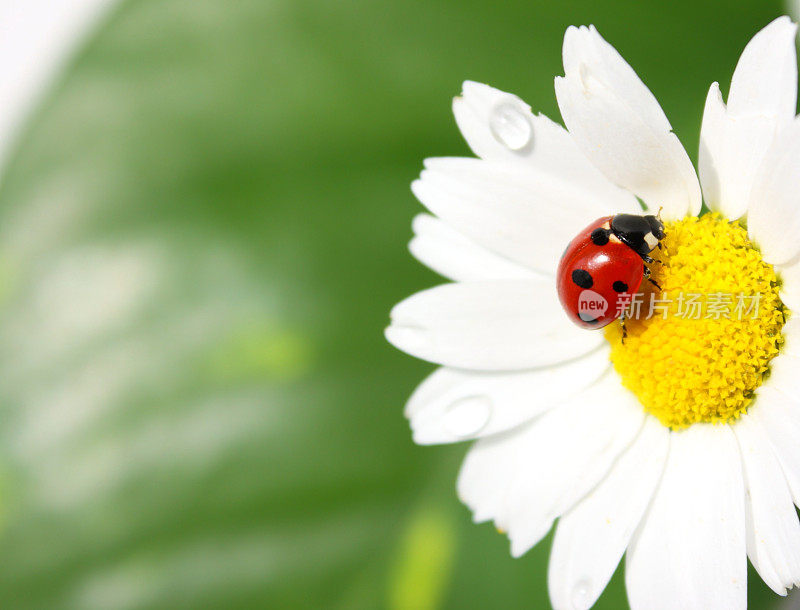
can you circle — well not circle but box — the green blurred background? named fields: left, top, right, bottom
left=0, top=0, right=794, bottom=608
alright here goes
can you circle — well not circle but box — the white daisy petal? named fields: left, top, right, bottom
left=777, top=258, right=800, bottom=312
left=548, top=417, right=669, bottom=610
left=406, top=347, right=610, bottom=445
left=753, top=385, right=800, bottom=506
left=456, top=426, right=522, bottom=524
left=502, top=373, right=644, bottom=557
left=698, top=84, right=777, bottom=221
left=457, top=372, right=643, bottom=538
left=727, top=17, right=798, bottom=122
left=734, top=413, right=800, bottom=595
left=412, top=157, right=630, bottom=274
left=451, top=81, right=641, bottom=214
left=781, top=316, right=800, bottom=359
left=626, top=425, right=746, bottom=610
left=747, top=117, right=800, bottom=265
left=386, top=279, right=602, bottom=371
left=555, top=25, right=701, bottom=220
left=761, top=351, right=800, bottom=396
left=409, top=214, right=538, bottom=282
left=699, top=18, right=798, bottom=220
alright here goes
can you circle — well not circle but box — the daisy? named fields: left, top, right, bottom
left=385, top=16, right=800, bottom=610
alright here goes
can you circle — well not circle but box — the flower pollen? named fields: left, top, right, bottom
left=605, top=214, right=786, bottom=430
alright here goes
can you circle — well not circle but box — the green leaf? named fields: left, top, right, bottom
left=0, top=0, right=788, bottom=608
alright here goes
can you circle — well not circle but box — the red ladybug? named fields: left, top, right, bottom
left=557, top=213, right=665, bottom=329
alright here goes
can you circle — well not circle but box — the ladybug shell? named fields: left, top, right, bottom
left=557, top=216, right=644, bottom=329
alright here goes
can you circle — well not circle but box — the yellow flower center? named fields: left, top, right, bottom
left=604, top=213, right=786, bottom=430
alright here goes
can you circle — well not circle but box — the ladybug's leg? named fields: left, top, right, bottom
left=651, top=246, right=665, bottom=265
left=642, top=253, right=665, bottom=266
left=620, top=311, right=628, bottom=344
left=644, top=266, right=662, bottom=290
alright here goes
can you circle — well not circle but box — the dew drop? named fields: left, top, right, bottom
left=488, top=102, right=532, bottom=151
left=571, top=579, right=592, bottom=610
left=443, top=396, right=491, bottom=437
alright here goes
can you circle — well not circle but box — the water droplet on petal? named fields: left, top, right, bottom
left=489, top=102, right=532, bottom=151
left=443, top=396, right=491, bottom=437
left=571, top=579, right=592, bottom=610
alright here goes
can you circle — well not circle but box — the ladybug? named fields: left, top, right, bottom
left=557, top=213, right=665, bottom=329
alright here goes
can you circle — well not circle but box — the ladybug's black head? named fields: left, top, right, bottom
left=645, top=215, right=666, bottom=241
left=610, top=213, right=665, bottom=259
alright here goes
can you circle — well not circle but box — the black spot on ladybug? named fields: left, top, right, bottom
left=571, top=269, right=593, bottom=289
left=579, top=312, right=600, bottom=324
left=590, top=228, right=609, bottom=246
left=612, top=280, right=629, bottom=293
